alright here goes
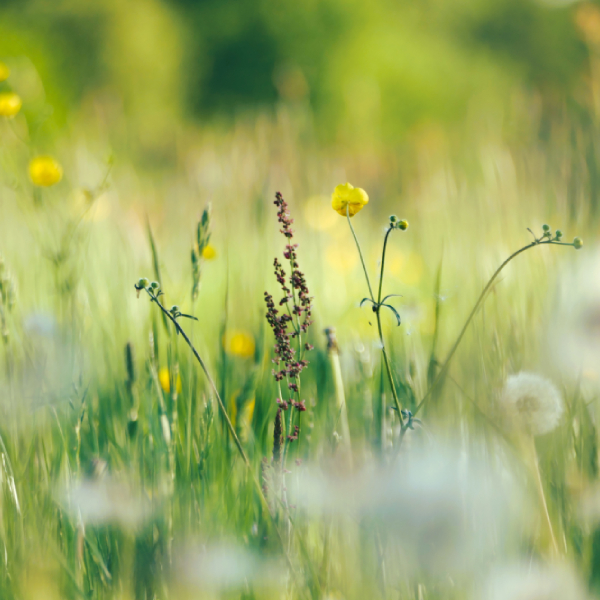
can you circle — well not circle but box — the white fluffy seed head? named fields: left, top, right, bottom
left=500, top=372, right=564, bottom=436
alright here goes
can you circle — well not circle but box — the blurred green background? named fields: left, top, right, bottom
left=1, top=3, right=600, bottom=598
left=0, top=0, right=593, bottom=152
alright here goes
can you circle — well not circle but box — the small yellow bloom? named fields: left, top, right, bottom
left=0, top=62, right=10, bottom=82
left=202, top=244, right=217, bottom=260
left=223, top=330, right=255, bottom=358
left=29, top=156, right=63, bottom=187
left=158, top=367, right=182, bottom=394
left=0, top=92, right=22, bottom=117
left=331, top=183, right=369, bottom=217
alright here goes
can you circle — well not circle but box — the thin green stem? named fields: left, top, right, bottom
left=375, top=227, right=403, bottom=423
left=144, top=290, right=305, bottom=590
left=414, top=239, right=573, bottom=416
left=346, top=213, right=404, bottom=430
left=346, top=207, right=375, bottom=302
left=377, top=227, right=394, bottom=305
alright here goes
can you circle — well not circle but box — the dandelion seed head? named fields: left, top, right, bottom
left=499, top=372, right=563, bottom=436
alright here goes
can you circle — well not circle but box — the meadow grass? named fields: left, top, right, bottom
left=0, top=86, right=599, bottom=600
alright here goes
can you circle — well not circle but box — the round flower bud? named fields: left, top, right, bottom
left=573, top=237, right=584, bottom=250
left=399, top=220, right=409, bottom=231
left=170, top=305, right=179, bottom=314
left=137, top=277, right=149, bottom=289
left=0, top=92, right=22, bottom=117
left=389, top=215, right=397, bottom=223
left=0, top=62, right=10, bottom=82
left=150, top=281, right=160, bottom=289
left=29, top=156, right=63, bottom=187
left=542, top=224, right=550, bottom=232
left=555, top=230, right=563, bottom=239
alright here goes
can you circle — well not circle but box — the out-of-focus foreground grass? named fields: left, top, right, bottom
left=2, top=2, right=600, bottom=600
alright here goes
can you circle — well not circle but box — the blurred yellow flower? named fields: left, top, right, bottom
left=331, top=183, right=369, bottom=217
left=223, top=330, right=255, bottom=358
left=29, top=156, right=63, bottom=187
left=0, top=62, right=10, bottom=82
left=0, top=92, right=22, bottom=117
left=158, top=367, right=182, bottom=394
left=202, top=244, right=217, bottom=260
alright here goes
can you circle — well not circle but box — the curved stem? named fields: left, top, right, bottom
left=376, top=227, right=403, bottom=425
left=414, top=239, right=560, bottom=416
left=346, top=215, right=404, bottom=429
left=149, top=292, right=248, bottom=463
left=144, top=290, right=308, bottom=588
left=376, top=314, right=404, bottom=426
left=346, top=207, right=375, bottom=302
left=377, top=227, right=394, bottom=305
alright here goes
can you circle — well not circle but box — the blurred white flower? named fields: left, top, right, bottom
left=62, top=477, right=151, bottom=528
left=499, top=372, right=564, bottom=436
left=547, top=246, right=600, bottom=385
left=576, top=482, right=600, bottom=528
left=23, top=312, right=58, bottom=337
left=172, top=543, right=284, bottom=593
left=294, top=444, right=522, bottom=576
left=481, top=562, right=589, bottom=600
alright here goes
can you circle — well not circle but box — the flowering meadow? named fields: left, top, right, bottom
left=4, top=6, right=600, bottom=597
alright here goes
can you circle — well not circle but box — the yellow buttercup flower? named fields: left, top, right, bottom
left=202, top=244, right=217, bottom=260
left=0, top=92, right=22, bottom=117
left=158, top=367, right=182, bottom=394
left=29, top=156, right=63, bottom=187
left=0, top=62, right=10, bottom=82
left=223, top=330, right=255, bottom=358
left=331, top=183, right=369, bottom=217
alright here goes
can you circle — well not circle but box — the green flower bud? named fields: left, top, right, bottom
left=137, top=277, right=149, bottom=289
left=399, top=220, right=409, bottom=231
left=150, top=281, right=160, bottom=289
left=542, top=224, right=550, bottom=232
left=170, top=305, right=180, bottom=314
left=573, top=237, right=583, bottom=250
left=389, top=215, right=397, bottom=223
left=555, top=230, right=563, bottom=239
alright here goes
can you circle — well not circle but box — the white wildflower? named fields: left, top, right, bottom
left=294, top=443, right=522, bottom=577
left=172, top=543, right=285, bottom=593
left=547, top=246, right=600, bottom=386
left=500, top=372, right=564, bottom=435
left=482, top=562, right=589, bottom=600
left=61, top=477, right=152, bottom=528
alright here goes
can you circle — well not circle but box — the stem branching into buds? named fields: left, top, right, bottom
left=134, top=279, right=303, bottom=583
left=415, top=226, right=583, bottom=416
left=346, top=210, right=408, bottom=433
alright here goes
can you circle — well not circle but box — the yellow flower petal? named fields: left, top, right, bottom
left=29, top=156, right=63, bottom=187
left=223, top=330, right=255, bottom=358
left=331, top=183, right=369, bottom=217
left=0, top=92, right=22, bottom=117
left=202, top=244, right=217, bottom=260
left=158, top=367, right=182, bottom=394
